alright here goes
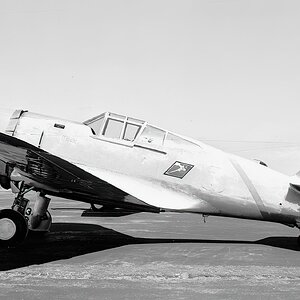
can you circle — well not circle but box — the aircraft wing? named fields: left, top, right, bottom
left=0, top=132, right=160, bottom=213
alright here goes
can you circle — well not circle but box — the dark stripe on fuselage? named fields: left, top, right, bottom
left=230, top=158, right=270, bottom=220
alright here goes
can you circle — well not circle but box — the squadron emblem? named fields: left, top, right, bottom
left=164, top=161, right=194, bottom=179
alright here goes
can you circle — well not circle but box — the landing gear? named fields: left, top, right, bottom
left=0, top=209, right=28, bottom=246
left=0, top=182, right=52, bottom=246
left=28, top=193, right=52, bottom=232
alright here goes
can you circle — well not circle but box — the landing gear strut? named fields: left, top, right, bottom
left=29, top=193, right=52, bottom=231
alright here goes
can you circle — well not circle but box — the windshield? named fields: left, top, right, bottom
left=84, top=112, right=145, bottom=142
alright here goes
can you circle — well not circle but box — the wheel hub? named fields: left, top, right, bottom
left=0, top=218, right=17, bottom=240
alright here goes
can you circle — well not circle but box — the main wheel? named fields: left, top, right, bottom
left=0, top=209, right=28, bottom=246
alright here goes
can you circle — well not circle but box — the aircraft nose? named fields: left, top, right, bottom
left=0, top=108, right=15, bottom=134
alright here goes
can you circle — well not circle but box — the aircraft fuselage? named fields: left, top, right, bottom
left=0, top=109, right=299, bottom=229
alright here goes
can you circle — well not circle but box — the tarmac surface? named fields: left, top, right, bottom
left=0, top=190, right=300, bottom=299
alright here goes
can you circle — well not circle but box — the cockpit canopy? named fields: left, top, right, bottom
left=84, top=112, right=146, bottom=142
left=84, top=112, right=200, bottom=150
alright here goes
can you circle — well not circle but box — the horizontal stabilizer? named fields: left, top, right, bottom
left=289, top=183, right=300, bottom=194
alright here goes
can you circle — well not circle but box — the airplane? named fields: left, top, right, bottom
left=0, top=108, right=300, bottom=246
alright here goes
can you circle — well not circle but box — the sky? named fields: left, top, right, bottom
left=1, top=0, right=300, bottom=174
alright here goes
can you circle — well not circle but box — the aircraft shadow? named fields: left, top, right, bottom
left=0, top=222, right=299, bottom=271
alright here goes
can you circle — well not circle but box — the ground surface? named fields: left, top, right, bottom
left=0, top=191, right=300, bottom=299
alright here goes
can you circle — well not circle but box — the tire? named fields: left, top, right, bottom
left=0, top=209, right=28, bottom=246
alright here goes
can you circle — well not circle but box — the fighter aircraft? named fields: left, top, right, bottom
left=0, top=108, right=300, bottom=246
